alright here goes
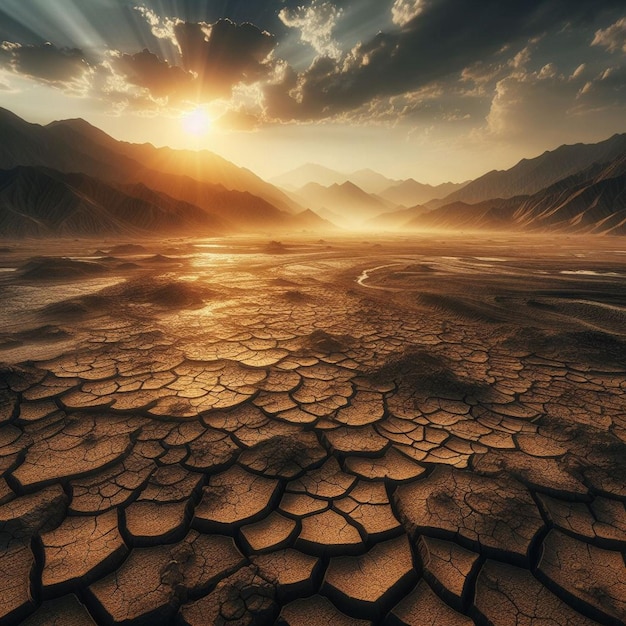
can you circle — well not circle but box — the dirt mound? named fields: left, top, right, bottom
left=19, top=257, right=107, bottom=280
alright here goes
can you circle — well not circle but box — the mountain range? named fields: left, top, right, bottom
left=427, top=133, right=626, bottom=208
left=273, top=163, right=468, bottom=210
left=408, top=150, right=626, bottom=234
left=0, top=108, right=323, bottom=237
left=0, top=106, right=625, bottom=237
left=289, top=181, right=394, bottom=226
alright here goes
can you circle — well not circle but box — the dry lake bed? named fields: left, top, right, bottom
left=0, top=234, right=625, bottom=626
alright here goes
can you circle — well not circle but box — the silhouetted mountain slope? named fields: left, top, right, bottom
left=407, top=199, right=514, bottom=230
left=432, top=134, right=626, bottom=207
left=45, top=117, right=300, bottom=214
left=380, top=178, right=469, bottom=207
left=511, top=173, right=626, bottom=235
left=0, top=108, right=302, bottom=231
left=409, top=156, right=626, bottom=234
left=0, top=167, right=226, bottom=237
left=0, top=108, right=125, bottom=179
left=121, top=170, right=291, bottom=229
left=290, top=209, right=337, bottom=230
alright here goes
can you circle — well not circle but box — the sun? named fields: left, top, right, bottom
left=181, top=107, right=212, bottom=136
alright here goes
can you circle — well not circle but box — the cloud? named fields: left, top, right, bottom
left=592, top=16, right=626, bottom=53
left=577, top=65, right=626, bottom=110
left=279, top=0, right=343, bottom=59
left=112, top=48, right=193, bottom=98
left=265, top=0, right=624, bottom=121
left=391, top=0, right=426, bottom=27
left=0, top=12, right=278, bottom=113
left=0, top=41, right=90, bottom=86
left=483, top=57, right=626, bottom=148
left=134, top=6, right=179, bottom=48
left=102, top=17, right=278, bottom=110
left=174, top=19, right=276, bottom=98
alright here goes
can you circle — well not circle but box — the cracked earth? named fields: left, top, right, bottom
left=0, top=235, right=625, bottom=625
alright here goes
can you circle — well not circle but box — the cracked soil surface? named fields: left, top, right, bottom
left=0, top=234, right=625, bottom=625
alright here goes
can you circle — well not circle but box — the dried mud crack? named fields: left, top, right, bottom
left=0, top=235, right=625, bottom=625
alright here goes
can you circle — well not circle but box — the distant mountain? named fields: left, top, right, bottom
left=294, top=181, right=392, bottom=225
left=431, top=133, right=626, bottom=208
left=271, top=163, right=401, bottom=195
left=347, top=169, right=401, bottom=195
left=379, top=178, right=469, bottom=207
left=291, top=209, right=338, bottom=230
left=366, top=204, right=431, bottom=229
left=0, top=166, right=226, bottom=237
left=408, top=154, right=626, bottom=234
left=270, top=163, right=347, bottom=190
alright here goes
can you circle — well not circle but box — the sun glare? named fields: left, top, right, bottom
left=182, top=107, right=212, bottom=136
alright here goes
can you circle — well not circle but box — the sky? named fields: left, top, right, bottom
left=0, top=0, right=625, bottom=183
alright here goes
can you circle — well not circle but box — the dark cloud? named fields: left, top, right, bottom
left=264, top=0, right=625, bottom=120
left=106, top=18, right=278, bottom=104
left=113, top=48, right=193, bottom=98
left=174, top=19, right=276, bottom=98
left=0, top=42, right=89, bottom=84
left=578, top=65, right=626, bottom=109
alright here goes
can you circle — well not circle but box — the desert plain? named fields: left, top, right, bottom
left=0, top=233, right=625, bottom=626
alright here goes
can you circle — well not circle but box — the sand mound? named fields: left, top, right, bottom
left=115, top=279, right=215, bottom=309
left=116, top=262, right=141, bottom=270
left=19, top=257, right=108, bottom=280
left=146, top=254, right=179, bottom=264
left=306, top=330, right=353, bottom=353
left=283, top=290, right=311, bottom=302
left=42, top=295, right=106, bottom=319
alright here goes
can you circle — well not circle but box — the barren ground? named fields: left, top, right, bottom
left=0, top=234, right=625, bottom=626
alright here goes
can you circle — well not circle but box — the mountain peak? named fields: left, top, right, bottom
left=46, top=117, right=116, bottom=145
left=337, top=180, right=363, bottom=191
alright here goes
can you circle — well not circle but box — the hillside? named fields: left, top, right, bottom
left=0, top=108, right=334, bottom=235
left=0, top=167, right=226, bottom=237
left=45, top=118, right=300, bottom=214
left=409, top=155, right=626, bottom=234
left=0, top=108, right=302, bottom=223
left=431, top=133, right=626, bottom=207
